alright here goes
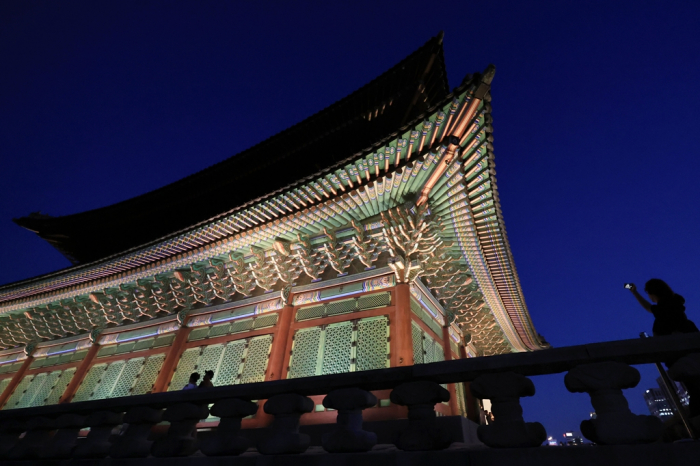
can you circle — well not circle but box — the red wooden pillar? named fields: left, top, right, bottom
left=59, top=342, right=101, bottom=403
left=266, top=303, right=294, bottom=382
left=391, top=283, right=414, bottom=367
left=152, top=325, right=192, bottom=393
left=0, top=350, right=35, bottom=409
left=459, top=343, right=481, bottom=424
left=441, top=325, right=459, bottom=416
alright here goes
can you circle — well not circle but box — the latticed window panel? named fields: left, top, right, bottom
left=133, top=338, right=155, bottom=352
left=46, top=368, right=76, bottom=406
left=253, top=314, right=278, bottom=329
left=288, top=327, right=322, bottom=379
left=412, top=323, right=424, bottom=365
left=296, top=305, right=325, bottom=321
left=25, top=370, right=63, bottom=408
left=215, top=340, right=246, bottom=386
left=229, top=319, right=255, bottom=334
left=208, top=323, right=231, bottom=338
left=73, top=364, right=107, bottom=402
left=16, top=372, right=48, bottom=408
left=188, top=327, right=211, bottom=342
left=0, top=378, right=12, bottom=400
left=110, top=358, right=145, bottom=398
left=357, top=292, right=391, bottom=311
left=168, top=347, right=201, bottom=391
left=356, top=316, right=389, bottom=371
left=321, top=322, right=353, bottom=375
left=0, top=362, right=22, bottom=376
left=240, top=335, right=273, bottom=384
left=410, top=298, right=443, bottom=337
left=132, top=354, right=165, bottom=395
left=326, top=298, right=356, bottom=316
left=199, top=345, right=225, bottom=379
left=4, top=374, right=35, bottom=409
left=91, top=360, right=126, bottom=400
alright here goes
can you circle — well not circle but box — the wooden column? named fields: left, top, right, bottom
left=0, top=350, right=35, bottom=409
left=266, top=304, right=294, bottom=381
left=391, top=283, right=414, bottom=367
left=441, top=325, right=459, bottom=416
left=152, top=326, right=192, bottom=393
left=59, top=342, right=101, bottom=403
left=459, top=343, right=481, bottom=424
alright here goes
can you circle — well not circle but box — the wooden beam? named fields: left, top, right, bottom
left=459, top=342, right=481, bottom=424
left=391, top=284, right=414, bottom=367
left=152, top=325, right=192, bottom=393
left=266, top=304, right=293, bottom=382
left=59, top=343, right=101, bottom=404
left=442, top=325, right=459, bottom=416
left=0, top=352, right=34, bottom=409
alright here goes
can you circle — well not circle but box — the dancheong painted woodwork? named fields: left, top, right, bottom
left=0, top=34, right=547, bottom=421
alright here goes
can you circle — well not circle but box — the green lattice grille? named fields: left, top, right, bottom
left=288, top=316, right=390, bottom=379
left=229, top=319, right=255, bottom=334
left=73, top=364, right=107, bottom=402
left=296, top=292, right=392, bottom=322
left=168, top=347, right=201, bottom=391
left=16, top=372, right=48, bottom=408
left=188, top=327, right=211, bottom=342
left=25, top=371, right=63, bottom=408
left=410, top=298, right=443, bottom=337
left=215, top=340, right=245, bottom=386
left=92, top=360, right=126, bottom=400
left=240, top=335, right=272, bottom=384
left=412, top=323, right=424, bottom=364
left=199, top=345, right=225, bottom=377
left=450, top=339, right=459, bottom=356
left=133, top=338, right=155, bottom=352
left=321, top=322, right=353, bottom=375
left=110, top=358, right=144, bottom=398
left=0, top=362, right=22, bottom=375
left=208, top=324, right=231, bottom=338
left=3, top=374, right=35, bottom=409
left=132, top=354, right=165, bottom=395
left=288, top=327, right=322, bottom=379
left=0, top=378, right=11, bottom=399
left=356, top=316, right=389, bottom=371
left=46, top=368, right=75, bottom=405
left=253, top=314, right=278, bottom=329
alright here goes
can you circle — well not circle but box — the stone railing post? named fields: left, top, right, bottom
left=668, top=353, right=700, bottom=420
left=322, top=388, right=377, bottom=453
left=151, top=403, right=209, bottom=457
left=565, top=361, right=663, bottom=444
left=257, top=393, right=314, bottom=455
left=6, top=416, right=56, bottom=459
left=0, top=419, right=26, bottom=458
left=74, top=411, right=123, bottom=459
left=109, top=406, right=163, bottom=458
left=200, top=398, right=258, bottom=456
left=390, top=381, right=451, bottom=450
left=41, top=413, right=88, bottom=459
left=470, top=372, right=546, bottom=448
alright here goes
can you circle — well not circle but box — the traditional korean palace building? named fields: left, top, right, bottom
left=0, top=34, right=547, bottom=424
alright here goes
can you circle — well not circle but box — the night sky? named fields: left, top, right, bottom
left=2, top=1, right=699, bottom=441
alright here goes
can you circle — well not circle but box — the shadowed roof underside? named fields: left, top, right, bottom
left=15, top=34, right=450, bottom=265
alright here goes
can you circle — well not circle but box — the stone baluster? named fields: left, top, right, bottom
left=7, top=416, right=56, bottom=459
left=322, top=388, right=377, bottom=453
left=565, top=361, right=663, bottom=444
left=470, top=372, right=546, bottom=448
left=109, top=406, right=163, bottom=458
left=0, top=419, right=26, bottom=458
left=257, top=393, right=314, bottom=455
left=668, top=353, right=700, bottom=420
left=151, top=403, right=209, bottom=457
left=41, top=413, right=88, bottom=459
left=200, top=398, right=258, bottom=456
left=389, top=380, right=451, bottom=451
left=74, top=411, right=123, bottom=458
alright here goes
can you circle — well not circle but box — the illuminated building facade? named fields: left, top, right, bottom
left=0, top=34, right=546, bottom=425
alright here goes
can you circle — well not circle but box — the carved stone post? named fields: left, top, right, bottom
left=470, top=372, right=546, bottom=448
left=7, top=416, right=56, bottom=459
left=390, top=381, right=451, bottom=451
left=151, top=403, right=209, bottom=457
left=41, top=413, right=88, bottom=459
left=322, top=388, right=377, bottom=453
left=109, top=406, right=163, bottom=458
left=0, top=419, right=26, bottom=458
left=257, top=393, right=314, bottom=455
left=668, top=353, right=700, bottom=419
left=74, top=411, right=123, bottom=458
left=200, top=398, right=258, bottom=456
left=565, top=361, right=663, bottom=444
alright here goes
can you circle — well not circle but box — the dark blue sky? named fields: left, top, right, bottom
left=1, top=1, right=699, bottom=439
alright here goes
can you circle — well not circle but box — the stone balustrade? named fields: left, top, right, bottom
left=0, top=333, right=697, bottom=462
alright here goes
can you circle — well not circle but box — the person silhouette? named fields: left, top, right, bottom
left=183, top=372, right=200, bottom=390
left=199, top=370, right=214, bottom=388
left=627, top=279, right=698, bottom=336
